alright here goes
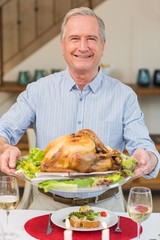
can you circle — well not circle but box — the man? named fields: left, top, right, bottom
left=0, top=7, right=159, bottom=211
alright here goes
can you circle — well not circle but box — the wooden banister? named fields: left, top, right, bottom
left=0, top=0, right=105, bottom=86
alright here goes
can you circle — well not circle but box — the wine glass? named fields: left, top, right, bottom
left=0, top=223, right=5, bottom=240
left=0, top=176, right=19, bottom=240
left=127, top=186, right=152, bottom=240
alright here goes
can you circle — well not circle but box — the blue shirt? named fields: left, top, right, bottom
left=0, top=68, right=159, bottom=184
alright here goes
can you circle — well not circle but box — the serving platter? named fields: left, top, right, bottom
left=46, top=175, right=138, bottom=195
left=14, top=168, right=138, bottom=194
left=14, top=149, right=139, bottom=194
left=15, top=169, right=119, bottom=181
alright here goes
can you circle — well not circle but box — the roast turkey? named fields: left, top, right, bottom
left=40, top=129, right=123, bottom=173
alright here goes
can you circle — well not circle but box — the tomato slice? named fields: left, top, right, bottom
left=100, top=211, right=107, bottom=217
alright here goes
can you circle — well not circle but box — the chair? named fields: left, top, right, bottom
left=16, top=128, right=36, bottom=209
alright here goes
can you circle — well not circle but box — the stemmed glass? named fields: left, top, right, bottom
left=127, top=186, right=152, bottom=240
left=0, top=176, right=19, bottom=240
left=0, top=223, right=5, bottom=240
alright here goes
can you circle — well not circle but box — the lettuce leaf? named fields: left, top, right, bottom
left=38, top=174, right=122, bottom=192
left=16, top=148, right=44, bottom=179
left=38, top=178, right=94, bottom=192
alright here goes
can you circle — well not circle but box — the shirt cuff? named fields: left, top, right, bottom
left=144, top=150, right=160, bottom=179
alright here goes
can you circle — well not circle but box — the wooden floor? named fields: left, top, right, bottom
left=123, top=190, right=160, bottom=213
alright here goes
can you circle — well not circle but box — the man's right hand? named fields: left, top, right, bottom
left=0, top=138, right=21, bottom=175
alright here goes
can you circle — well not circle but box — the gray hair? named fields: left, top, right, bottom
left=60, top=7, right=106, bottom=43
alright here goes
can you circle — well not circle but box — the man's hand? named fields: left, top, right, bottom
left=0, top=141, right=21, bottom=175
left=133, top=148, right=158, bottom=176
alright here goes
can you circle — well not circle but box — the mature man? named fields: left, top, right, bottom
left=0, top=7, right=159, bottom=211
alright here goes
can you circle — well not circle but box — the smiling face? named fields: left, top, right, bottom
left=61, top=15, right=105, bottom=77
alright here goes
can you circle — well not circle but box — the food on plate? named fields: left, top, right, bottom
left=40, top=129, right=138, bottom=173
left=67, top=205, right=104, bottom=228
left=79, top=205, right=91, bottom=213
left=16, top=148, right=44, bottom=179
left=100, top=211, right=107, bottom=217
left=16, top=129, right=138, bottom=193
left=38, top=173, right=121, bottom=192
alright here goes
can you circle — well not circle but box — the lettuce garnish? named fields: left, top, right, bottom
left=38, top=174, right=122, bottom=192
left=16, top=148, right=44, bottom=179
left=38, top=178, right=94, bottom=192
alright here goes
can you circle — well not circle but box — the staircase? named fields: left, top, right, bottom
left=0, top=0, right=105, bottom=85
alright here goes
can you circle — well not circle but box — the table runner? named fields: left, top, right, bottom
left=24, top=214, right=143, bottom=240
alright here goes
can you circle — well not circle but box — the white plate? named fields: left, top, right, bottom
left=51, top=206, right=118, bottom=231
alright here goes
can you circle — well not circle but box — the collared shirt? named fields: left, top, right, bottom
left=0, top=68, right=159, bottom=197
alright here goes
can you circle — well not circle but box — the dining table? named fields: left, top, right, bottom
left=0, top=209, right=159, bottom=240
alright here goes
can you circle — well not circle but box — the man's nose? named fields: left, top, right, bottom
left=79, top=39, right=89, bottom=51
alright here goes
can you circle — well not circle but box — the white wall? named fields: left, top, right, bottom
left=1, top=0, right=160, bottom=133
left=97, top=0, right=160, bottom=83
left=3, top=35, right=66, bottom=82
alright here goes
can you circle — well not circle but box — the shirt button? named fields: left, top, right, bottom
left=80, top=98, right=82, bottom=101
left=78, top=121, right=81, bottom=124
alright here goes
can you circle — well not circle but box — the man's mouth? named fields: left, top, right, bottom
left=74, top=54, right=93, bottom=58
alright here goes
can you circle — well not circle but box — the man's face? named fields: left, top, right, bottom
left=61, top=15, right=105, bottom=74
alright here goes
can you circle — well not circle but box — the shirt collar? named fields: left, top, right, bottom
left=65, top=67, right=103, bottom=93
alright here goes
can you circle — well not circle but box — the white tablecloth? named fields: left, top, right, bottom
left=0, top=209, right=159, bottom=240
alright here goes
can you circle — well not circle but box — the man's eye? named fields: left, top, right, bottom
left=88, top=37, right=96, bottom=41
left=71, top=37, right=79, bottom=41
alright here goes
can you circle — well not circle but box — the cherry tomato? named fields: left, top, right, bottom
left=100, top=211, right=107, bottom=217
